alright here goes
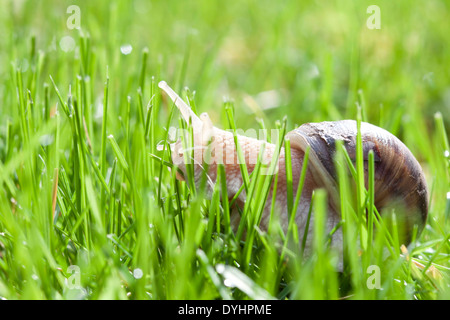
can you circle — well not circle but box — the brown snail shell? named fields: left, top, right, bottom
left=287, top=120, right=428, bottom=242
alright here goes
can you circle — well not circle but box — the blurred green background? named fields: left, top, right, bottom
left=2, top=0, right=449, bottom=128
left=0, top=0, right=449, bottom=300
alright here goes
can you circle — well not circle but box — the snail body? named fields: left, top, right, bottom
left=159, top=81, right=428, bottom=254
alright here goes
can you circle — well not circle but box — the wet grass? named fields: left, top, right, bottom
left=0, top=0, right=449, bottom=299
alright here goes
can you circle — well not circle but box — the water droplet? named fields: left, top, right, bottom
left=60, top=36, right=76, bottom=52
left=40, top=134, right=54, bottom=146
left=133, top=268, right=143, bottom=279
left=120, top=44, right=133, bottom=55
left=224, top=279, right=235, bottom=287
left=216, top=264, right=225, bottom=274
left=444, top=150, right=450, bottom=158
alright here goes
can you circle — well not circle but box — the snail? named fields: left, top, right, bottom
left=158, top=81, right=428, bottom=256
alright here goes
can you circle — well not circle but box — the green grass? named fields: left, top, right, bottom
left=0, top=0, right=449, bottom=300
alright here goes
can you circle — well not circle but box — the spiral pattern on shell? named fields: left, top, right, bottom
left=287, top=120, right=428, bottom=241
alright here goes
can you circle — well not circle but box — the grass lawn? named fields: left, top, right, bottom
left=0, top=0, right=449, bottom=300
